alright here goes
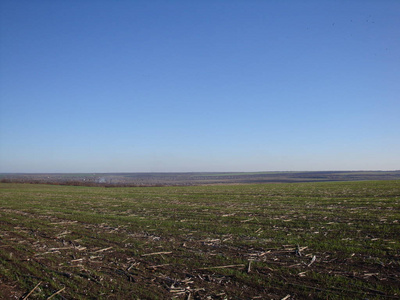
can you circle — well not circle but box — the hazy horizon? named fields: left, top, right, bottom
left=2, top=170, right=400, bottom=175
left=1, top=1, right=399, bottom=173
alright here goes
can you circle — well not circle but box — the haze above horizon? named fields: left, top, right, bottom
left=1, top=1, right=399, bottom=173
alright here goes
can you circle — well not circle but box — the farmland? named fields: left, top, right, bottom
left=0, top=180, right=399, bottom=299
left=2, top=170, right=400, bottom=186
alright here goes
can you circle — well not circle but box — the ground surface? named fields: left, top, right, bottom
left=0, top=181, right=399, bottom=299
left=2, top=171, right=400, bottom=186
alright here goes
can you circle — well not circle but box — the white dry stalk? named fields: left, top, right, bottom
left=298, top=271, right=307, bottom=277
left=142, top=251, right=172, bottom=256
left=49, top=247, right=74, bottom=251
left=94, top=246, right=113, bottom=253
left=200, top=264, right=245, bottom=270
left=47, top=287, right=65, bottom=300
left=241, top=218, right=254, bottom=223
left=247, top=260, right=252, bottom=273
left=308, top=255, right=316, bottom=267
left=71, top=258, right=84, bottom=262
left=22, top=281, right=42, bottom=300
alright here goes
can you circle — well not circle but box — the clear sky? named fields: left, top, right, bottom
left=1, top=0, right=399, bottom=173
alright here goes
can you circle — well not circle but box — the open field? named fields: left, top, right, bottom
left=0, top=180, right=399, bottom=299
left=1, top=171, right=400, bottom=186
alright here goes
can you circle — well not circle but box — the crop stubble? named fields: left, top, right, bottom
left=0, top=180, right=399, bottom=299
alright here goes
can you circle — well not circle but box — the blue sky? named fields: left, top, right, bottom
left=1, top=0, right=399, bottom=173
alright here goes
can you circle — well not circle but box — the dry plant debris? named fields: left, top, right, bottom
left=0, top=180, right=399, bottom=299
